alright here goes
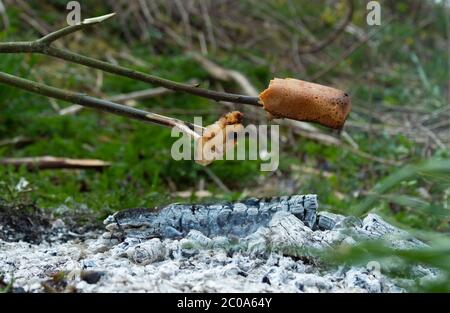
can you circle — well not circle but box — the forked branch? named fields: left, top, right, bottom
left=0, top=13, right=261, bottom=106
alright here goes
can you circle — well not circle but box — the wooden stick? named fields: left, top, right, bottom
left=0, top=71, right=202, bottom=139
left=0, top=13, right=260, bottom=106
left=0, top=156, right=110, bottom=170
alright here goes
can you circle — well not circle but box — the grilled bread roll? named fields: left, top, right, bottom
left=259, top=78, right=351, bottom=129
left=195, top=111, right=244, bottom=166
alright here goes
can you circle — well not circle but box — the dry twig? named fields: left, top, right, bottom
left=0, top=156, right=110, bottom=170
left=59, top=86, right=174, bottom=116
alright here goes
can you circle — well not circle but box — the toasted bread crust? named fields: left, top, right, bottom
left=259, top=78, right=351, bottom=129
left=217, top=111, right=243, bottom=128
left=195, top=111, right=244, bottom=166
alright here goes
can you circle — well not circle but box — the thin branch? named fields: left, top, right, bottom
left=298, top=0, right=354, bottom=55
left=6, top=0, right=52, bottom=36
left=108, top=86, right=172, bottom=103
left=0, top=136, right=35, bottom=148
left=310, top=17, right=396, bottom=81
left=0, top=13, right=261, bottom=107
left=191, top=52, right=259, bottom=97
left=0, top=156, right=110, bottom=170
left=38, top=13, right=117, bottom=44
left=0, top=71, right=202, bottom=139
left=203, top=167, right=230, bottom=193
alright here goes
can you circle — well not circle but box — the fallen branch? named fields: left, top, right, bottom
left=0, top=156, right=110, bottom=170
left=190, top=52, right=259, bottom=97
left=202, top=167, right=231, bottom=193
left=0, top=136, right=35, bottom=148
left=310, top=16, right=396, bottom=81
left=298, top=0, right=354, bottom=55
left=5, top=0, right=51, bottom=37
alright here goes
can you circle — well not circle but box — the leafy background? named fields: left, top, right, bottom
left=0, top=0, right=449, bottom=291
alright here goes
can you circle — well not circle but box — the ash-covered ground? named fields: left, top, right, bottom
left=0, top=195, right=439, bottom=293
